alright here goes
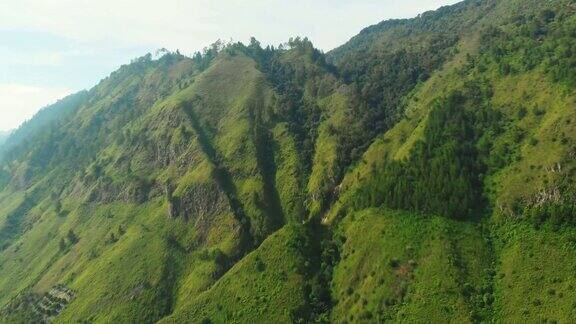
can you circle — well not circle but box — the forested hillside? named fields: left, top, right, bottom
left=1, top=0, right=575, bottom=323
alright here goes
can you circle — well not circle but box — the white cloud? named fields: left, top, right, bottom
left=0, top=0, right=460, bottom=52
left=0, top=0, right=218, bottom=52
left=9, top=51, right=63, bottom=67
left=6, top=49, right=98, bottom=67
left=0, top=83, right=72, bottom=131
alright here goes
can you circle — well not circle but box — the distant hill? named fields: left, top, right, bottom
left=1, top=0, right=575, bottom=322
left=0, top=130, right=9, bottom=147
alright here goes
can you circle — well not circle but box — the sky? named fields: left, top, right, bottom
left=0, top=0, right=460, bottom=132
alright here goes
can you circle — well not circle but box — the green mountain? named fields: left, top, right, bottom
left=1, top=0, right=575, bottom=323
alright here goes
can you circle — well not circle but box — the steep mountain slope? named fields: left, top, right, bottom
left=324, top=0, right=576, bottom=322
left=1, top=0, right=575, bottom=323
left=0, top=41, right=364, bottom=322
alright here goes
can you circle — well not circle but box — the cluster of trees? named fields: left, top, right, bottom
left=477, top=8, right=576, bottom=87
left=257, top=40, right=324, bottom=173
left=528, top=202, right=576, bottom=229
left=233, top=34, right=464, bottom=192
left=59, top=229, right=79, bottom=251
left=326, top=0, right=500, bottom=167
left=211, top=37, right=335, bottom=181
left=352, top=84, right=496, bottom=219
left=348, top=6, right=576, bottom=223
left=105, top=225, right=125, bottom=245
left=283, top=224, right=340, bottom=323
left=335, top=32, right=460, bottom=165
left=191, top=40, right=230, bottom=70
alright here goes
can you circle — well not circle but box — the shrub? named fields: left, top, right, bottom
left=517, top=106, right=528, bottom=119
left=255, top=257, right=266, bottom=272
left=59, top=238, right=67, bottom=251
left=67, top=230, right=79, bottom=244
left=533, top=298, right=542, bottom=306
left=483, top=293, right=493, bottom=305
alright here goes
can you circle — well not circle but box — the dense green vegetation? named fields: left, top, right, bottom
left=0, top=0, right=575, bottom=323
left=352, top=87, right=492, bottom=219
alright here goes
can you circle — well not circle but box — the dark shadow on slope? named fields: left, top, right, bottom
left=291, top=219, right=341, bottom=322
left=0, top=192, right=40, bottom=251
left=180, top=101, right=254, bottom=253
left=249, top=96, right=287, bottom=229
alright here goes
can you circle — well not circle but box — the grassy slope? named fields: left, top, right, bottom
left=307, top=92, right=348, bottom=219
left=331, top=208, right=493, bottom=323
left=0, top=55, right=254, bottom=322
left=161, top=225, right=311, bottom=323
left=488, top=70, right=576, bottom=216
left=492, top=221, right=576, bottom=322
left=161, top=48, right=360, bottom=323
left=189, top=53, right=283, bottom=244
left=331, top=208, right=576, bottom=324
left=272, top=122, right=306, bottom=221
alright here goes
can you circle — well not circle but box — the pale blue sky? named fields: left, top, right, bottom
left=0, top=0, right=459, bottom=131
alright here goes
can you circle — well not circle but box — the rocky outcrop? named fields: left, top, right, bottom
left=83, top=177, right=160, bottom=204
left=171, top=182, right=231, bottom=221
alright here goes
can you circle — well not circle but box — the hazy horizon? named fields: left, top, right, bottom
left=0, top=0, right=459, bottom=132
